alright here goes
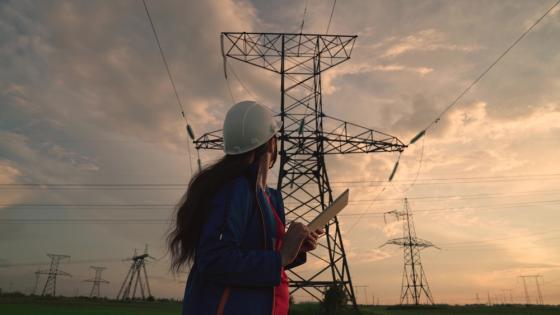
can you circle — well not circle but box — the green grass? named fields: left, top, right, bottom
left=290, top=303, right=560, bottom=315
left=0, top=296, right=181, bottom=315
left=1, top=296, right=559, bottom=315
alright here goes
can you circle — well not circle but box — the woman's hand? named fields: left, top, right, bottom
left=280, top=222, right=309, bottom=266
left=300, top=229, right=324, bottom=253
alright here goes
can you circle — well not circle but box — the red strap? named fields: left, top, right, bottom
left=264, top=191, right=285, bottom=240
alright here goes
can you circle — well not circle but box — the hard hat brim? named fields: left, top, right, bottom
left=223, top=118, right=281, bottom=155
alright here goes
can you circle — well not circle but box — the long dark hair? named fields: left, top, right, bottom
left=167, top=138, right=277, bottom=273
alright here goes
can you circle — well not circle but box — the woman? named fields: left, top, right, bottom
left=168, top=100, right=323, bottom=315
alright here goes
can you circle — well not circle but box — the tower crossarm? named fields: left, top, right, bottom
left=382, top=237, right=437, bottom=249
left=194, top=115, right=406, bottom=154
left=85, top=279, right=109, bottom=283
left=222, top=32, right=357, bottom=74
left=194, top=129, right=223, bottom=151
left=319, top=115, right=406, bottom=154
left=37, top=269, right=72, bottom=277
left=55, top=270, right=72, bottom=277
left=85, top=279, right=110, bottom=283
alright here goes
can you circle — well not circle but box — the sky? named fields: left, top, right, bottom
left=1, top=0, right=560, bottom=305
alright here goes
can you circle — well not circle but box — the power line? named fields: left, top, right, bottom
left=345, top=189, right=560, bottom=203
left=141, top=0, right=194, bottom=176
left=2, top=172, right=559, bottom=189
left=0, top=219, right=169, bottom=224
left=224, top=62, right=278, bottom=114
left=391, top=0, right=560, bottom=191
left=2, top=198, right=559, bottom=225
left=419, top=0, right=560, bottom=134
left=326, top=0, right=337, bottom=33
left=440, top=229, right=560, bottom=247
left=340, top=199, right=560, bottom=216
left=142, top=0, right=186, bottom=121
left=0, top=258, right=125, bottom=268
left=443, top=235, right=560, bottom=250
left=331, top=177, right=560, bottom=187
left=4, top=189, right=560, bottom=209
left=335, top=173, right=560, bottom=184
left=299, top=0, right=308, bottom=34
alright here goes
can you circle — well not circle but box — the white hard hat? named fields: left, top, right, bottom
left=223, top=100, right=279, bottom=155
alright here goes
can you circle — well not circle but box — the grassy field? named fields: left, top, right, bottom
left=1, top=296, right=559, bottom=314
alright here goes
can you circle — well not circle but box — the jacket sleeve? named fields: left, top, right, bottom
left=285, top=252, right=306, bottom=270
left=196, top=177, right=282, bottom=287
left=269, top=187, right=307, bottom=270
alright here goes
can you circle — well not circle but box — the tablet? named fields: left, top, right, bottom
left=307, top=189, right=349, bottom=231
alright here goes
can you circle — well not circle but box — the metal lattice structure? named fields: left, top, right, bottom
left=32, top=270, right=41, bottom=295
left=382, top=198, right=436, bottom=305
left=519, top=275, right=544, bottom=305
left=116, top=246, right=153, bottom=300
left=38, top=254, right=71, bottom=296
left=84, top=266, right=109, bottom=298
left=195, top=32, right=406, bottom=306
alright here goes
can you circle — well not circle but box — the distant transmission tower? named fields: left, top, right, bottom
left=502, top=289, right=514, bottom=304
left=84, top=266, right=109, bottom=298
left=117, top=245, right=154, bottom=300
left=519, top=275, right=544, bottom=305
left=33, top=270, right=41, bottom=295
left=382, top=198, right=437, bottom=305
left=534, top=275, right=544, bottom=305
left=194, top=31, right=406, bottom=306
left=38, top=254, right=71, bottom=296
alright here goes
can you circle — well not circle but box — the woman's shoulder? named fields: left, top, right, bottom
left=212, top=174, right=253, bottom=202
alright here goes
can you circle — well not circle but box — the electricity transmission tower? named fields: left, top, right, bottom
left=84, top=266, right=109, bottom=298
left=33, top=270, right=41, bottom=295
left=502, top=289, right=513, bottom=304
left=354, top=285, right=369, bottom=305
left=519, top=275, right=544, bottom=305
left=194, top=32, right=406, bottom=305
left=117, top=246, right=154, bottom=300
left=38, top=254, right=71, bottom=296
left=382, top=198, right=437, bottom=305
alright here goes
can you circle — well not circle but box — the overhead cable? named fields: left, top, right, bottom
left=142, top=0, right=195, bottom=175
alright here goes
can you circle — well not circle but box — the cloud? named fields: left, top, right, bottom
left=0, top=161, right=24, bottom=207
left=372, top=64, right=434, bottom=75
left=471, top=263, right=560, bottom=288
left=0, top=161, right=21, bottom=184
left=42, top=142, right=99, bottom=171
left=379, top=29, right=481, bottom=59
left=322, top=62, right=434, bottom=95
left=382, top=220, right=403, bottom=238
left=351, top=248, right=392, bottom=263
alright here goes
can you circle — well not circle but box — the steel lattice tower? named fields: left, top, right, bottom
left=117, top=246, right=153, bottom=300
left=382, top=198, right=436, bottom=305
left=38, top=254, right=71, bottom=297
left=84, top=266, right=109, bottom=298
left=33, top=270, right=41, bottom=295
left=519, top=275, right=544, bottom=305
left=194, top=32, right=406, bottom=305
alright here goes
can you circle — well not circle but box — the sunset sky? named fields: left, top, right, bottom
left=1, top=0, right=559, bottom=305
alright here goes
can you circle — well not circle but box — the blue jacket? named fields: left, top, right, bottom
left=182, top=165, right=306, bottom=315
